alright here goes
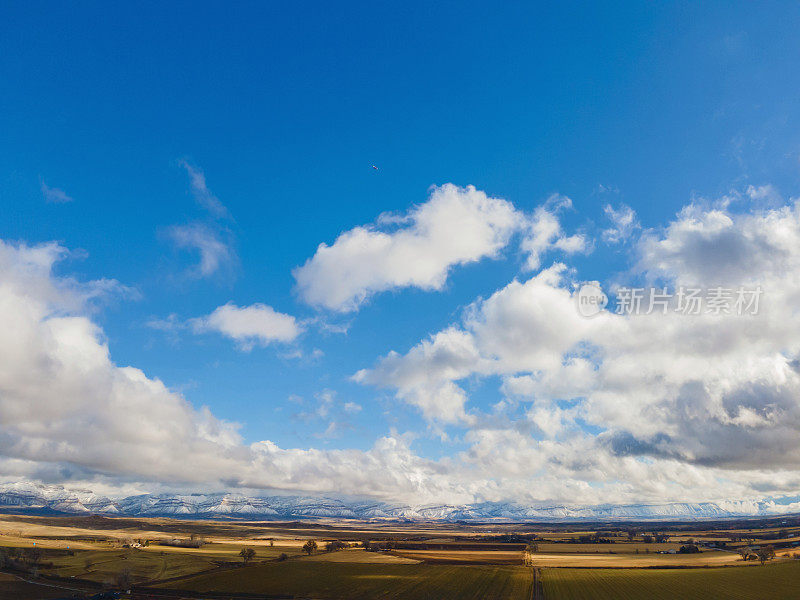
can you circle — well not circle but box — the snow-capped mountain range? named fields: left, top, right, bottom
left=0, top=482, right=796, bottom=522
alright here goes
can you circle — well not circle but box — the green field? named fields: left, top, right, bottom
left=162, top=560, right=534, bottom=599
left=541, top=561, right=800, bottom=600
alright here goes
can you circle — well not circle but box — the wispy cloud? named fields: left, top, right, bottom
left=602, top=203, right=638, bottom=244
left=41, top=181, right=73, bottom=204
left=165, top=161, right=237, bottom=281
left=166, top=222, right=235, bottom=279
left=179, top=159, right=229, bottom=219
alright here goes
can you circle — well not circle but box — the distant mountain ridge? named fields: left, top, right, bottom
left=0, top=482, right=794, bottom=522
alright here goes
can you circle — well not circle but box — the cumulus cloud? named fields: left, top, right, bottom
left=354, top=328, right=484, bottom=425
left=41, top=181, right=73, bottom=204
left=294, top=184, right=521, bottom=311
left=10, top=190, right=800, bottom=508
left=0, top=238, right=465, bottom=503
left=0, top=240, right=248, bottom=485
left=192, top=302, right=301, bottom=350
left=295, top=185, right=590, bottom=312
left=355, top=192, right=800, bottom=503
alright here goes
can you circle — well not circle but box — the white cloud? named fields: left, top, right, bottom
left=0, top=238, right=472, bottom=503
left=167, top=222, right=235, bottom=279
left=355, top=192, right=800, bottom=503
left=41, top=181, right=73, bottom=204
left=0, top=240, right=247, bottom=485
left=179, top=160, right=229, bottom=218
left=164, top=161, right=235, bottom=280
left=11, top=190, right=800, bottom=508
left=746, top=184, right=782, bottom=207
left=294, top=184, right=521, bottom=311
left=354, top=328, right=484, bottom=425
left=521, top=195, right=588, bottom=270
left=193, top=302, right=301, bottom=350
left=602, top=203, right=638, bottom=243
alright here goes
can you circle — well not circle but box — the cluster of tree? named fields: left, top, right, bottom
left=0, top=547, right=45, bottom=572
left=364, top=540, right=394, bottom=552
left=622, top=531, right=668, bottom=543
left=159, top=537, right=204, bottom=548
left=325, top=540, right=348, bottom=553
left=738, top=545, right=776, bottom=564
left=495, top=534, right=537, bottom=543
left=577, top=533, right=613, bottom=544
left=302, top=540, right=318, bottom=555
left=678, top=544, right=701, bottom=554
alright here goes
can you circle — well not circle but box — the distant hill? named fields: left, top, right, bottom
left=0, top=481, right=794, bottom=522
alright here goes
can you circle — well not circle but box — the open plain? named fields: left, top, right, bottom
left=1, top=512, right=800, bottom=598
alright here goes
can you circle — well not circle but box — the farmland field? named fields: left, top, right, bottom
left=162, top=560, right=534, bottom=599
left=529, top=550, right=742, bottom=568
left=391, top=549, right=524, bottom=564
left=2, top=512, right=800, bottom=598
left=40, top=540, right=304, bottom=584
left=532, top=542, right=683, bottom=553
left=304, top=548, right=420, bottom=563
left=0, top=572, right=85, bottom=600
left=541, top=561, right=800, bottom=600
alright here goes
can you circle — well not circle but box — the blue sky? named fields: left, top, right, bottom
left=3, top=2, right=800, bottom=505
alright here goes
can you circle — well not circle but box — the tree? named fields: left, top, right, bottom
left=239, top=548, right=256, bottom=564
left=26, top=547, right=42, bottom=565
left=302, top=540, right=318, bottom=555
left=115, top=567, right=132, bottom=590
left=526, top=542, right=539, bottom=553
left=757, top=546, right=776, bottom=565
left=738, top=547, right=753, bottom=561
